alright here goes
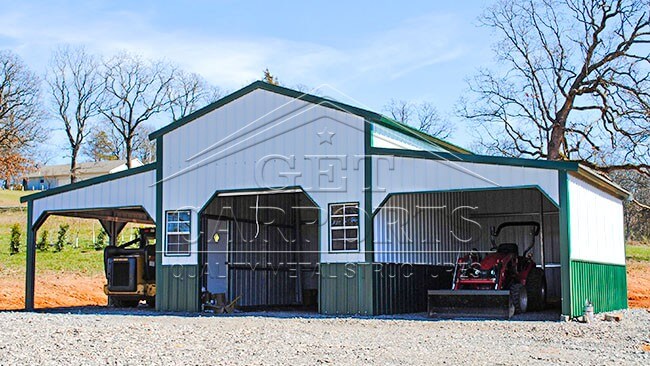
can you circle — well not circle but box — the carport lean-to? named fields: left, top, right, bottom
left=21, top=81, right=630, bottom=318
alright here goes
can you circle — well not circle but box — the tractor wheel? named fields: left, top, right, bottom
left=510, top=284, right=528, bottom=314
left=526, top=268, right=547, bottom=311
left=145, top=296, right=156, bottom=308
left=111, top=298, right=139, bottom=308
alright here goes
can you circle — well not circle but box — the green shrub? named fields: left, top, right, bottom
left=37, top=230, right=49, bottom=252
left=94, top=229, right=107, bottom=251
left=54, top=224, right=70, bottom=252
left=9, top=223, right=21, bottom=255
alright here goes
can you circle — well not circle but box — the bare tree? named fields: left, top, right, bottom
left=47, top=46, right=102, bottom=183
left=0, top=50, right=44, bottom=186
left=100, top=53, right=175, bottom=167
left=461, top=0, right=650, bottom=178
left=167, top=70, right=221, bottom=121
left=384, top=99, right=453, bottom=138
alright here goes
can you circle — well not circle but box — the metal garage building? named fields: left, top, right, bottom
left=21, top=81, right=629, bottom=317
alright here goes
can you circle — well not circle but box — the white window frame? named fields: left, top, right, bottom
left=329, top=202, right=360, bottom=252
left=165, top=210, right=192, bottom=256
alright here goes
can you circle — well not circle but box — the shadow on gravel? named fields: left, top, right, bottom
left=3, top=306, right=561, bottom=322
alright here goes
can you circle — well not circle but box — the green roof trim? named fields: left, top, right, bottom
left=369, top=146, right=580, bottom=171
left=20, top=163, right=157, bottom=203
left=147, top=81, right=470, bottom=154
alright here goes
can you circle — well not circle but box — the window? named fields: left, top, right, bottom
left=330, top=203, right=359, bottom=251
left=166, top=210, right=191, bottom=256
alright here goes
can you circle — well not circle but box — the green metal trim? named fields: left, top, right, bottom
left=559, top=170, right=572, bottom=316
left=369, top=147, right=579, bottom=171
left=363, top=120, right=374, bottom=314
left=372, top=185, right=560, bottom=217
left=364, top=121, right=374, bottom=263
left=196, top=185, right=311, bottom=215
left=569, top=260, right=627, bottom=316
left=148, top=81, right=469, bottom=155
left=25, top=200, right=35, bottom=310
left=155, top=137, right=163, bottom=311
left=20, top=163, right=157, bottom=203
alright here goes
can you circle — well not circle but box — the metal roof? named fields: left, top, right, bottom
left=148, top=81, right=471, bottom=154
left=23, top=159, right=143, bottom=178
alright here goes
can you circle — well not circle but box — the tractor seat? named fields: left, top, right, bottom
left=496, top=243, right=519, bottom=255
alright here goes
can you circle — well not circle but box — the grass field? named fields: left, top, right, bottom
left=0, top=208, right=146, bottom=274
left=627, top=243, right=650, bottom=262
left=0, top=190, right=33, bottom=207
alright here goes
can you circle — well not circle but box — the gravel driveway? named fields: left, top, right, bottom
left=0, top=308, right=648, bottom=365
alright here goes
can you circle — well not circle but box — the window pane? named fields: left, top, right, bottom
left=332, top=239, right=345, bottom=251
left=167, top=212, right=178, bottom=222
left=331, top=205, right=344, bottom=216
left=345, top=228, right=358, bottom=240
left=344, top=216, right=359, bottom=226
left=178, top=211, right=190, bottom=222
left=345, top=205, right=359, bottom=215
left=345, top=239, right=358, bottom=251
left=330, top=216, right=343, bottom=227
left=179, top=222, right=191, bottom=233
left=332, top=229, right=344, bottom=240
left=178, top=243, right=190, bottom=254
left=167, top=223, right=179, bottom=233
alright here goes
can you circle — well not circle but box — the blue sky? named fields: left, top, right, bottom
left=0, top=0, right=496, bottom=163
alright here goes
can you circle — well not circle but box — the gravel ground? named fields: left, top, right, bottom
left=0, top=308, right=648, bottom=365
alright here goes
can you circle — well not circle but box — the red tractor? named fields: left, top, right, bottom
left=429, top=221, right=547, bottom=319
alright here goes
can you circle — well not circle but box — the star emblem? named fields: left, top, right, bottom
left=317, top=128, right=335, bottom=145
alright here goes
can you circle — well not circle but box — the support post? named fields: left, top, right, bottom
left=25, top=201, right=35, bottom=310
left=559, top=171, right=572, bottom=316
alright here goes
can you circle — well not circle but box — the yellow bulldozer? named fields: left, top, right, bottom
left=103, top=227, right=156, bottom=307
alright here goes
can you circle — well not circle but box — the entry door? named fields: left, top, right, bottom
left=205, top=218, right=229, bottom=295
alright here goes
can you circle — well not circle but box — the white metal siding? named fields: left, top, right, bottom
left=372, top=156, right=560, bottom=208
left=31, top=169, right=157, bottom=225
left=568, top=174, right=626, bottom=265
left=161, top=89, right=367, bottom=265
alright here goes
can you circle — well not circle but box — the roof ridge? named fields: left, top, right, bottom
left=147, top=80, right=470, bottom=154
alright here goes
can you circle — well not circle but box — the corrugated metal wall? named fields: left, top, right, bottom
left=229, top=220, right=299, bottom=307
left=374, top=189, right=560, bottom=265
left=570, top=261, right=627, bottom=316
left=157, top=265, right=200, bottom=312
left=205, top=192, right=319, bottom=308
left=320, top=263, right=373, bottom=315
left=374, top=191, right=472, bottom=265
left=373, top=188, right=563, bottom=311
left=373, top=264, right=453, bottom=315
